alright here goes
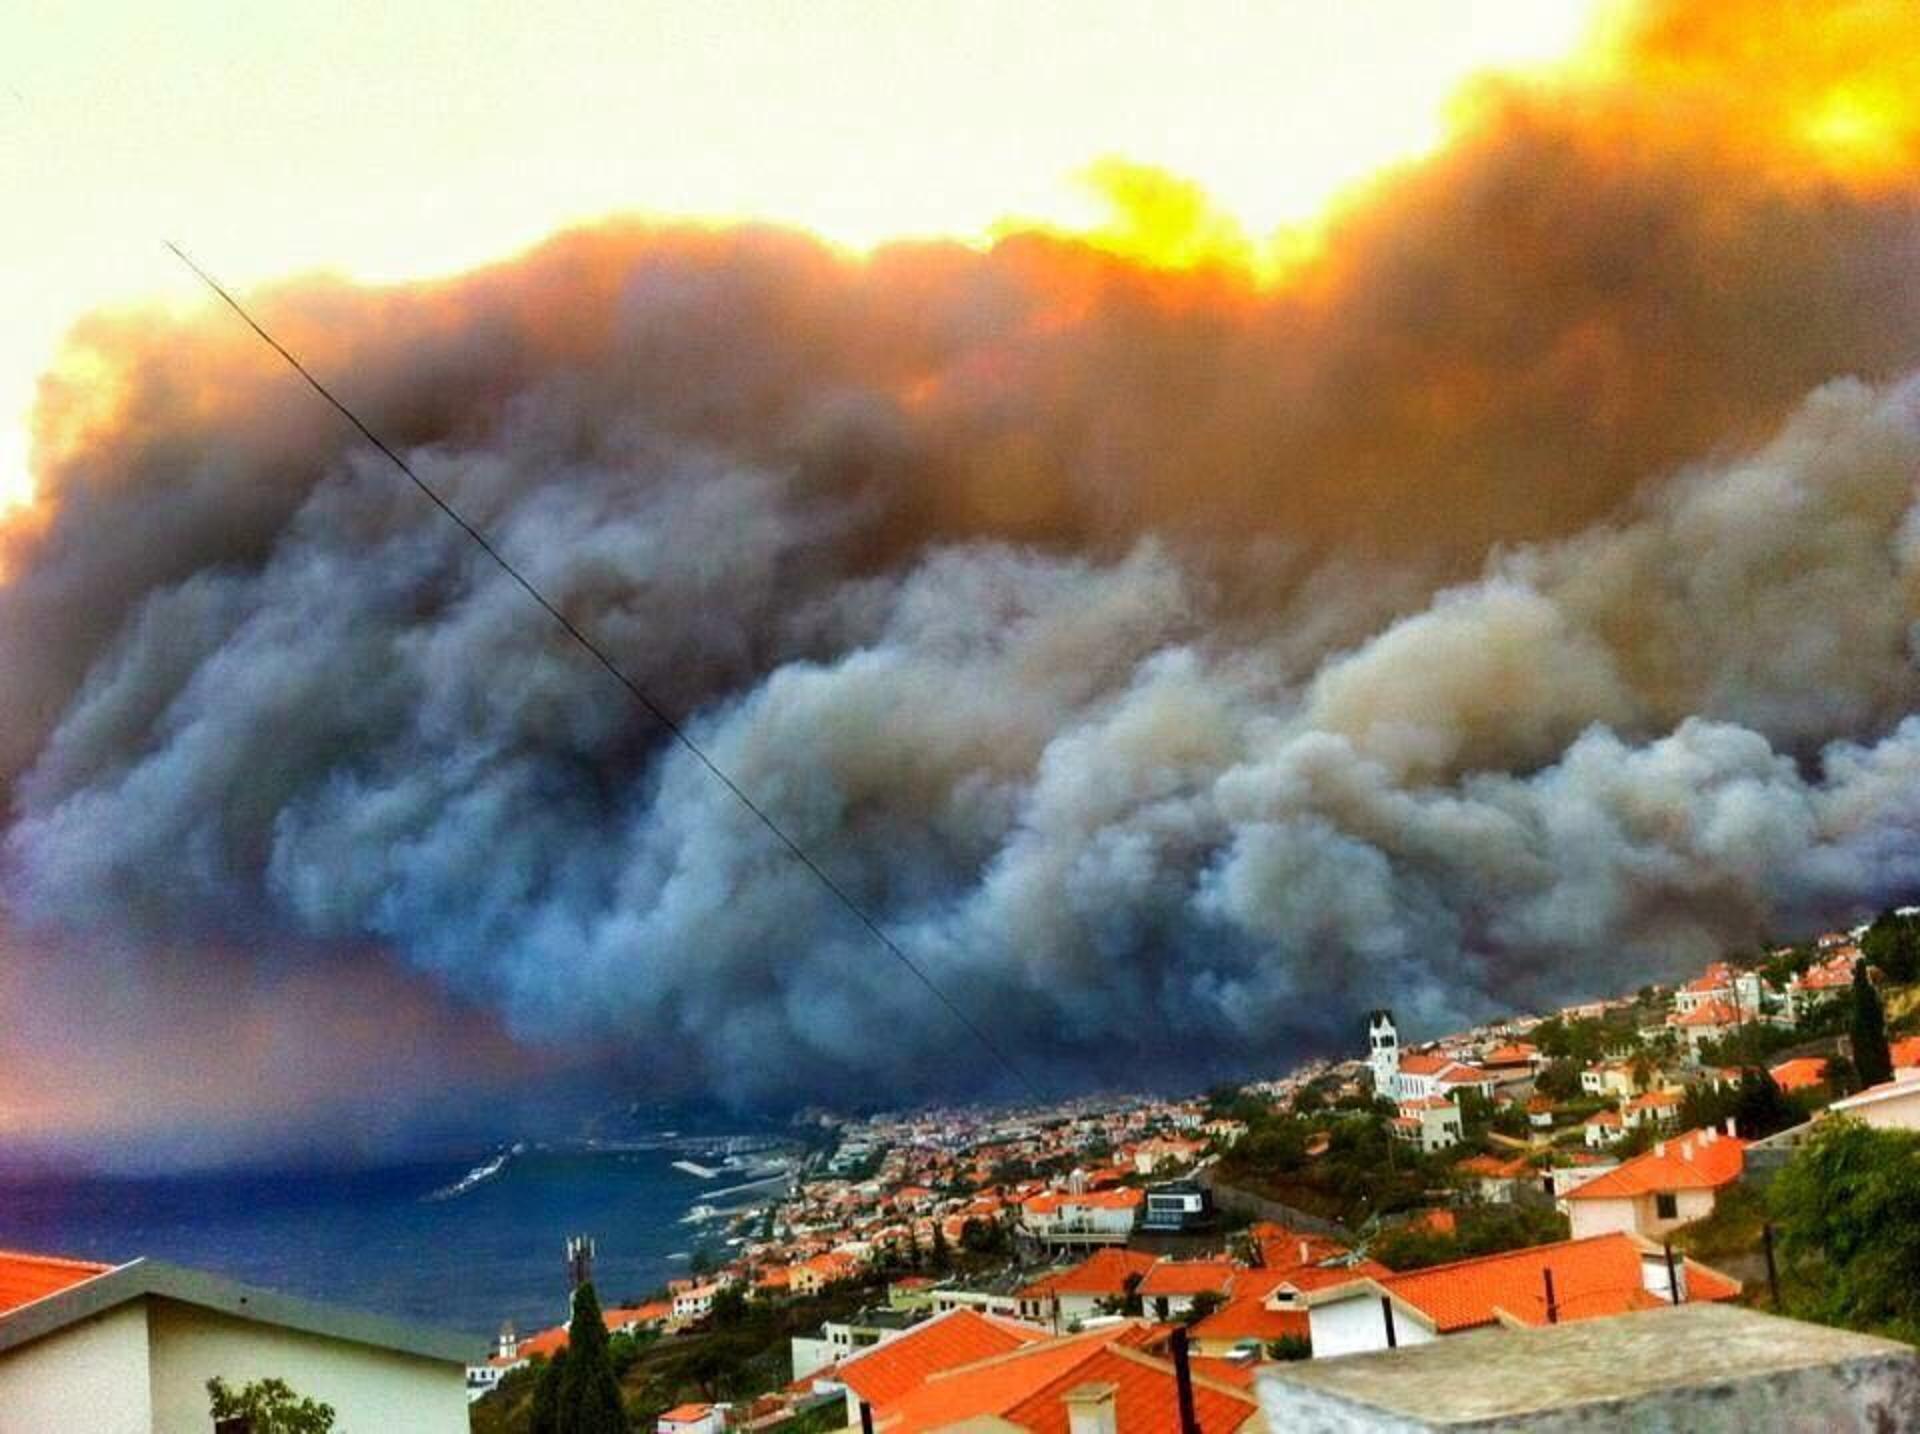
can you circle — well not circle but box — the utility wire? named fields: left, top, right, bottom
left=165, top=240, right=1042, bottom=1101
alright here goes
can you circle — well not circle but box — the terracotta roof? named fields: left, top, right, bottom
left=1768, top=1057, right=1829, bottom=1092
left=1456, top=1154, right=1531, bottom=1179
left=1672, top=1000, right=1742, bottom=1028
left=1625, top=1090, right=1682, bottom=1110
left=1796, top=958, right=1858, bottom=990
left=1017, top=1248, right=1159, bottom=1300
left=1023, top=1187, right=1144, bottom=1215
left=1350, top=1233, right=1740, bottom=1333
left=660, top=1404, right=714, bottom=1423
left=840, top=1307, right=1048, bottom=1408
left=1891, top=1036, right=1920, bottom=1069
left=1276, top=1260, right=1393, bottom=1294
left=1005, top=1347, right=1260, bottom=1431
left=0, top=1250, right=112, bottom=1316
left=1135, top=1260, right=1236, bottom=1298
left=874, top=1328, right=1256, bottom=1434
left=1561, top=1129, right=1746, bottom=1201
left=1189, top=1292, right=1309, bottom=1344
left=1482, top=1043, right=1538, bottom=1066
left=1585, top=1110, right=1623, bottom=1127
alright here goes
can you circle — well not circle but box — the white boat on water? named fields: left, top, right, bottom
left=672, top=1160, right=720, bottom=1179
left=424, top=1144, right=519, bottom=1202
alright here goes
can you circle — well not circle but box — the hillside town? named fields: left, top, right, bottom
left=459, top=909, right=1920, bottom=1430
left=4, top=920, right=1916, bottom=1431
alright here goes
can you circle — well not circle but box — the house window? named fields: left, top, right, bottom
left=1655, top=1192, right=1678, bottom=1220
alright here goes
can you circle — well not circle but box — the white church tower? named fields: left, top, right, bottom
left=1367, top=1009, right=1400, bottom=1098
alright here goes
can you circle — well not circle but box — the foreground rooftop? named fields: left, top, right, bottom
left=1258, top=1303, right=1920, bottom=1431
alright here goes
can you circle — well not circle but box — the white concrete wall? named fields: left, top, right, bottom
left=148, top=1298, right=469, bottom=1433
left=1839, top=1083, right=1920, bottom=1131
left=1567, top=1195, right=1639, bottom=1240
left=1308, top=1295, right=1437, bottom=1359
left=791, top=1335, right=837, bottom=1381
left=0, top=1300, right=152, bottom=1434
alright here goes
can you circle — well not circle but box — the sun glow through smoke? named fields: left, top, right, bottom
left=0, top=0, right=1612, bottom=520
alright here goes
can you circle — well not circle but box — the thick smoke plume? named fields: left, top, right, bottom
left=9, top=0, right=1920, bottom=1118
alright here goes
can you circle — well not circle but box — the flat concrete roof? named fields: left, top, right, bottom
left=1259, top=1303, right=1916, bottom=1424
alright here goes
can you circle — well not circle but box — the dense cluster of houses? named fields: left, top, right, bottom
left=767, top=1212, right=1744, bottom=1429
left=463, top=922, right=1920, bottom=1428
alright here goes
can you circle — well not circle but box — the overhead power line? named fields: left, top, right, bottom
left=164, top=240, right=1041, bottom=1101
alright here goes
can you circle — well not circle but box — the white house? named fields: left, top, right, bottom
left=1393, top=1053, right=1498, bottom=1104
left=672, top=1283, right=722, bottom=1323
left=1393, top=1098, right=1463, bottom=1154
left=1303, top=1234, right=1741, bottom=1359
left=0, top=1252, right=475, bottom=1433
left=1824, top=1069, right=1920, bottom=1132
left=1621, top=1089, right=1683, bottom=1131
left=1018, top=1188, right=1142, bottom=1247
left=1583, top=1110, right=1625, bottom=1149
left=1559, top=1127, right=1747, bottom=1240
left=657, top=1402, right=726, bottom=1434
left=466, top=1324, right=527, bottom=1401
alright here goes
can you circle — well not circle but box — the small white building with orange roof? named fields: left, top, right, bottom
left=1559, top=1126, right=1747, bottom=1239
left=1301, top=1232, right=1740, bottom=1359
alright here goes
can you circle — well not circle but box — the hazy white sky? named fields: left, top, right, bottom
left=1, top=0, right=1605, bottom=510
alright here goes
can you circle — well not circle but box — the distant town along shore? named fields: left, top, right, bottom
left=463, top=906, right=1920, bottom=1431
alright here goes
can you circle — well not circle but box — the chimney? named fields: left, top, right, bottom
left=1680, top=1138, right=1694, bottom=1161
left=1654, top=1140, right=1666, bottom=1158
left=1064, top=1381, right=1119, bottom=1434
left=1724, top=1116, right=1738, bottom=1138
left=1299, top=1240, right=1309, bottom=1265
left=1170, top=1326, right=1202, bottom=1434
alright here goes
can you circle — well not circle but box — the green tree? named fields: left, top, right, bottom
left=529, top=1351, right=566, bottom=1434
left=1851, top=961, right=1894, bottom=1089
left=556, top=1284, right=627, bottom=1433
left=1533, top=1059, right=1583, bottom=1102
left=1182, top=1290, right=1226, bottom=1325
left=960, top=1215, right=1008, bottom=1256
left=1368, top=1225, right=1457, bottom=1271
left=1861, top=908, right=1920, bottom=984
left=710, top=1283, right=748, bottom=1328
left=1769, top=1118, right=1920, bottom=1340
left=1237, top=1116, right=1308, bottom=1173
left=930, top=1219, right=952, bottom=1272
left=206, top=1377, right=335, bottom=1434
left=1267, top=1334, right=1312, bottom=1361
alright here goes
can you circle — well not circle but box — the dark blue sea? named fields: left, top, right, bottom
left=0, top=1146, right=734, bottom=1337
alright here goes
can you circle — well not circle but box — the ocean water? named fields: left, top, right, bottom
left=0, top=1147, right=739, bottom=1337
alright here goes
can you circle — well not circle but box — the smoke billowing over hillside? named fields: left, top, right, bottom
left=8, top=0, right=1920, bottom=1132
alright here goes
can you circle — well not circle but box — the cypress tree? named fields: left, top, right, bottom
left=930, top=1219, right=952, bottom=1272
left=1851, top=960, right=1894, bottom=1090
left=556, top=1282, right=627, bottom=1434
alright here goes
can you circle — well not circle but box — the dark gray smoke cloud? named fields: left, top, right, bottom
left=11, top=2, right=1920, bottom=1113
